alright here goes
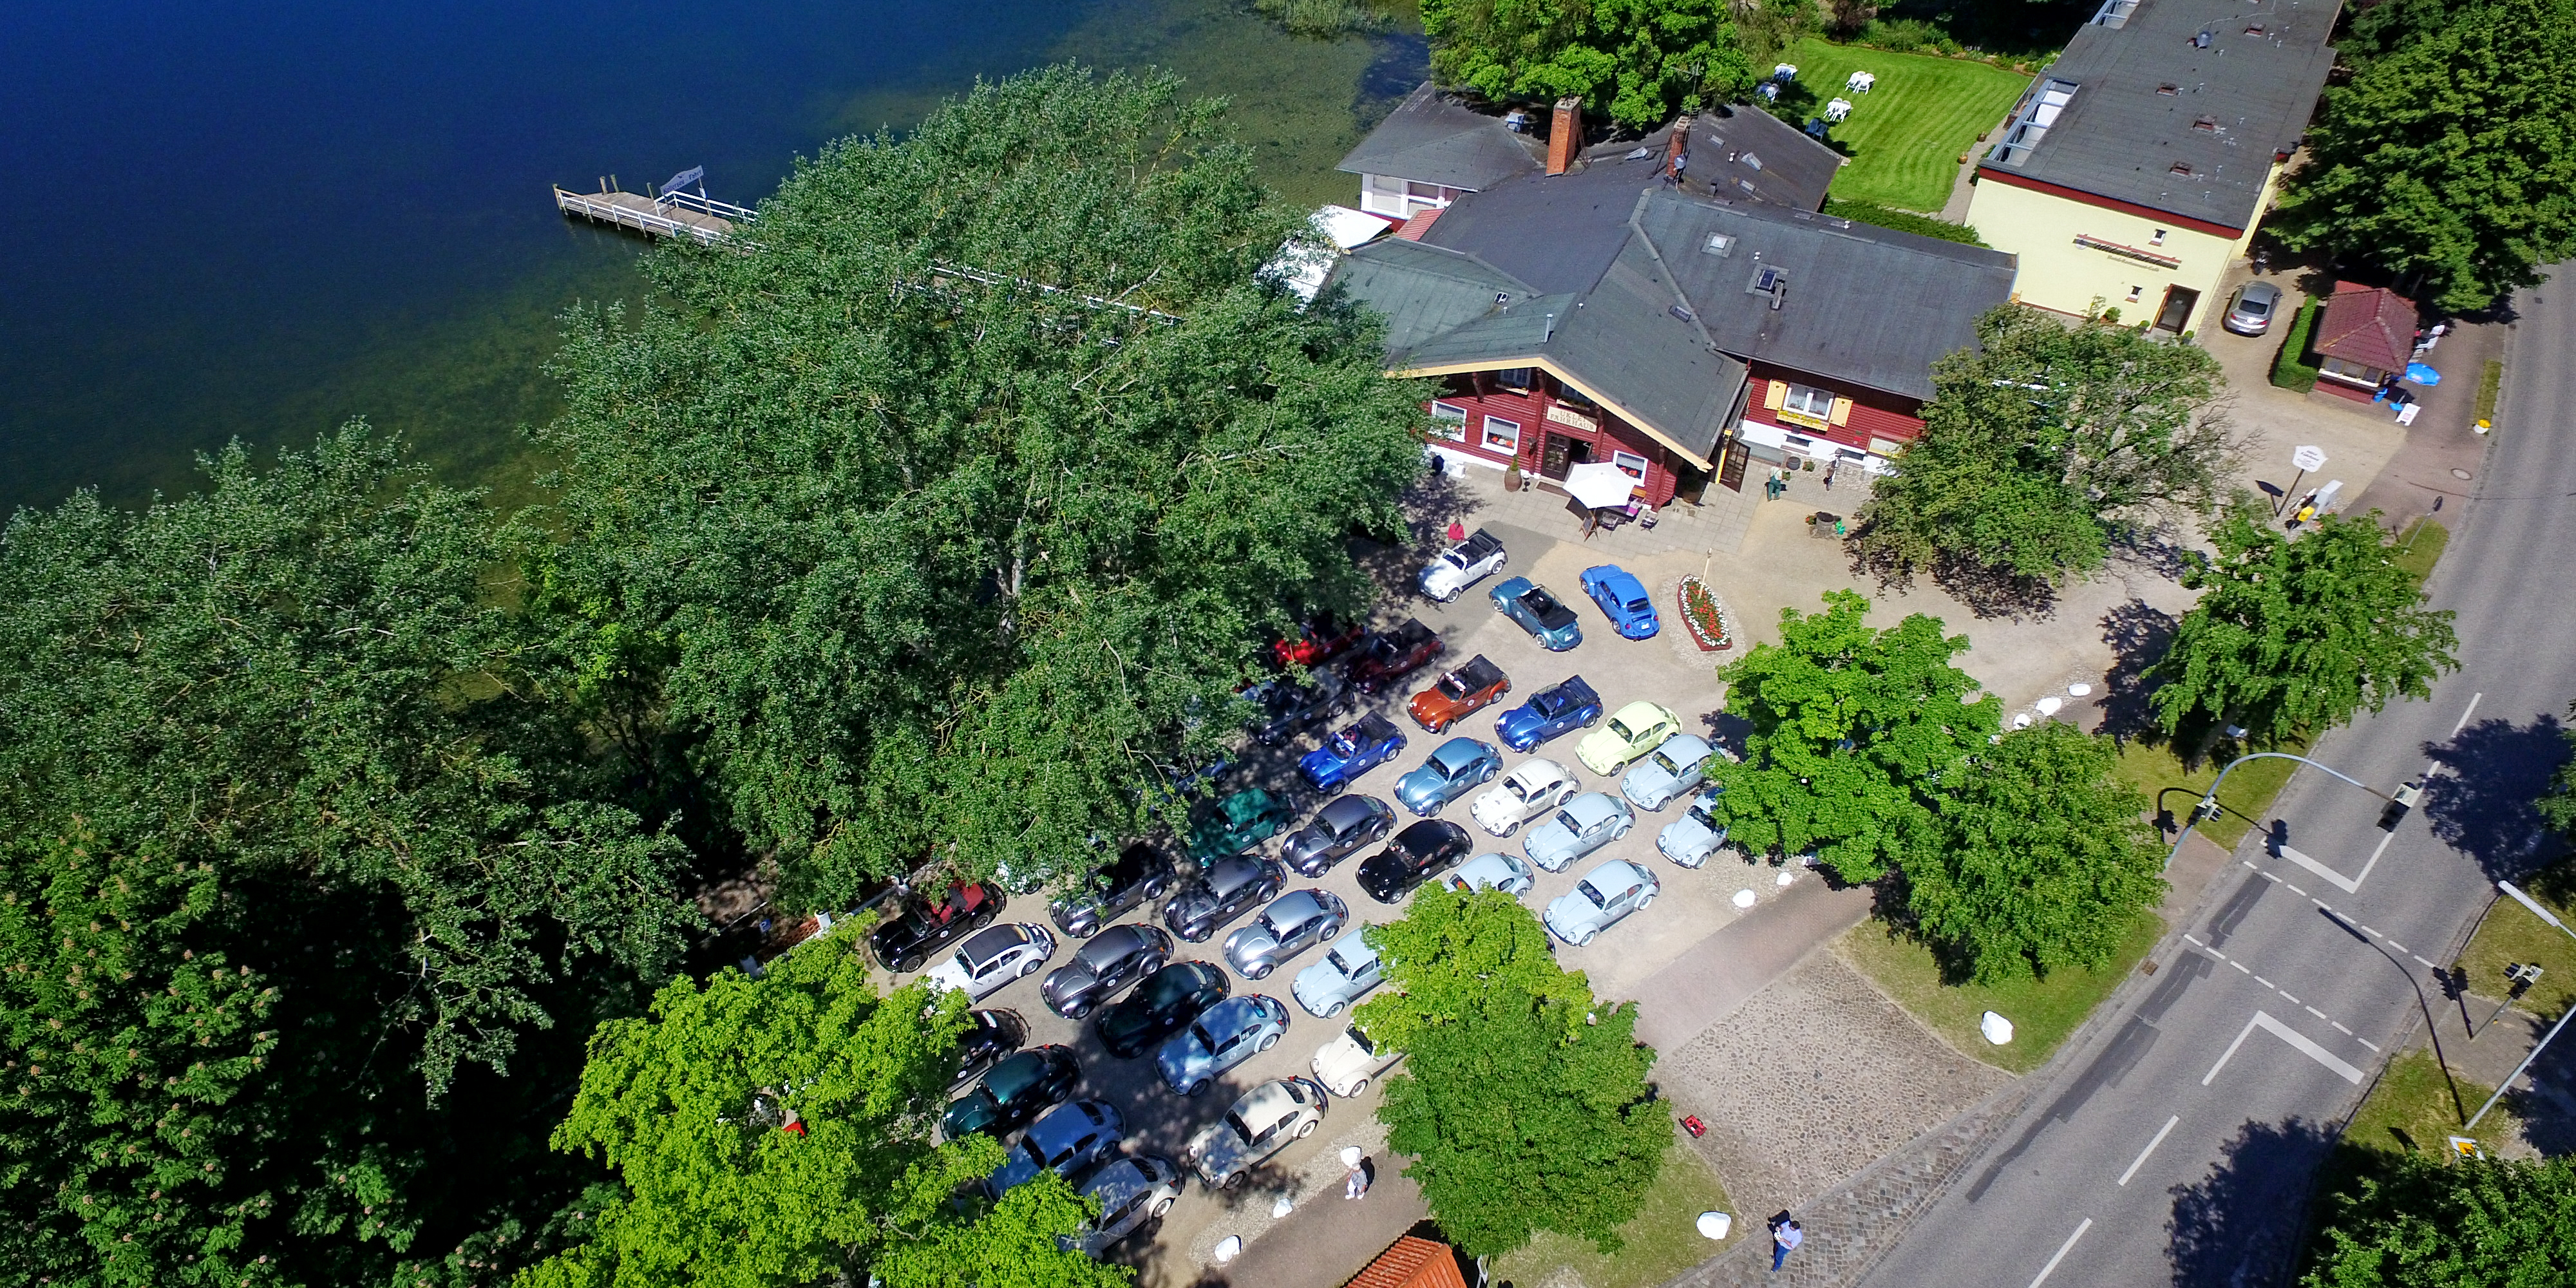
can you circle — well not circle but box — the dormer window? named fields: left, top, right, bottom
left=2170, top=162, right=2193, bottom=176
left=2192, top=117, right=2221, bottom=133
left=2244, top=21, right=2266, bottom=33
left=2157, top=84, right=2179, bottom=95
left=2150, top=227, right=2168, bottom=245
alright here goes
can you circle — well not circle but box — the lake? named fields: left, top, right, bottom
left=0, top=0, right=1423, bottom=512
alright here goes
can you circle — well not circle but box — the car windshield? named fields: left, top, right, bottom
left=988, top=1057, right=1040, bottom=1098
left=2241, top=296, right=2271, bottom=316
left=1438, top=674, right=1470, bottom=698
left=1439, top=550, right=1468, bottom=570
left=1506, top=777, right=1533, bottom=800
left=1577, top=880, right=1608, bottom=908
left=1347, top=1027, right=1379, bottom=1056
left=1325, top=948, right=1356, bottom=975
left=1329, top=731, right=1358, bottom=755
left=1224, top=1112, right=1256, bottom=1145
left=1533, top=691, right=1566, bottom=715
left=1258, top=911, right=1287, bottom=937
left=1652, top=752, right=1681, bottom=775
left=1553, top=809, right=1580, bottom=831
left=1625, top=597, right=1651, bottom=614
left=1188, top=1023, right=1218, bottom=1050
left=1607, top=719, right=1636, bottom=742
left=1689, top=804, right=1720, bottom=830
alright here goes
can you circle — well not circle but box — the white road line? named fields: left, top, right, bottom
left=2254, top=976, right=2275, bottom=989
left=2360, top=1037, right=2382, bottom=1052
left=2333, top=1021, right=2353, bottom=1035
left=2028, top=1218, right=2094, bottom=1288
left=2313, top=898, right=2331, bottom=909
left=2259, top=870, right=2281, bottom=884
left=2274, top=844, right=2362, bottom=894
left=2451, top=692, right=2484, bottom=737
left=2279, top=992, right=2301, bottom=1005
left=2286, top=882, right=2310, bottom=896
left=2205, top=1010, right=2367, bottom=1086
left=2231, top=960, right=2251, bottom=974
left=2117, top=1116, right=2181, bottom=1186
left=2359, top=831, right=2396, bottom=885
left=2184, top=933, right=2205, bottom=946
left=2359, top=925, right=2381, bottom=937
left=2387, top=940, right=2409, bottom=954
left=2307, top=1005, right=2331, bottom=1021
left=2414, top=955, right=2436, bottom=968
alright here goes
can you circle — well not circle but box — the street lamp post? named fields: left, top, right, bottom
left=2161, top=751, right=2407, bottom=872
left=2465, top=881, right=2576, bottom=1129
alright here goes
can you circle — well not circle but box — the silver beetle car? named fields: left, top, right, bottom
left=1223, top=889, right=1350, bottom=980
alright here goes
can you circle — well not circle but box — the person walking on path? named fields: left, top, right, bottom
left=1769, top=1214, right=1803, bottom=1272
left=1445, top=518, right=1466, bottom=544
left=1341, top=1146, right=1370, bottom=1200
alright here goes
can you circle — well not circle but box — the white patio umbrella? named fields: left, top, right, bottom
left=1563, top=460, right=1643, bottom=509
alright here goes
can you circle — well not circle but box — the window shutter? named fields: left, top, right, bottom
left=1763, top=381, right=1786, bottom=411
left=1829, top=397, right=1853, bottom=426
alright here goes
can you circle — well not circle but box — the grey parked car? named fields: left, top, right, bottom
left=1224, top=889, right=1350, bottom=980
left=1620, top=734, right=1717, bottom=811
left=983, top=1099, right=1127, bottom=1197
left=1279, top=795, right=1396, bottom=877
left=1522, top=791, right=1636, bottom=873
left=1049, top=842, right=1179, bottom=938
left=1040, top=923, right=1174, bottom=1019
left=1157, top=994, right=1291, bottom=1096
left=1162, top=854, right=1285, bottom=943
left=1394, top=736, right=1504, bottom=817
left=2223, top=279, right=2283, bottom=335
left=1063, top=1155, right=1184, bottom=1254
left=1658, top=785, right=1730, bottom=868
left=1543, top=858, right=1661, bottom=947
left=1186, top=1077, right=1329, bottom=1189
left=1291, top=935, right=1383, bottom=1018
left=1438, top=852, right=1537, bottom=899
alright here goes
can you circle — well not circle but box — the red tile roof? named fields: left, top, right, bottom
left=1345, top=1236, right=1468, bottom=1288
left=2314, top=283, right=2414, bottom=373
left=1394, top=207, right=1445, bottom=242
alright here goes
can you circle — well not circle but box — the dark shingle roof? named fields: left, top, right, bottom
left=1417, top=159, right=1660, bottom=295
left=1980, top=0, right=2337, bottom=229
left=1684, top=105, right=1843, bottom=212
left=1321, top=237, right=1539, bottom=357
left=1638, top=193, right=2017, bottom=401
left=1336, top=83, right=1545, bottom=192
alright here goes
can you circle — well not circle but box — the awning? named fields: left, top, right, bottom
left=1564, top=461, right=1643, bottom=509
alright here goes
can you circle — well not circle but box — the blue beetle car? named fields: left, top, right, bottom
left=1157, top=994, right=1291, bottom=1096
left=1494, top=676, right=1604, bottom=752
left=1298, top=713, right=1407, bottom=795
left=1580, top=565, right=1660, bottom=639
left=1490, top=577, right=1584, bottom=651
left=1394, top=736, right=1504, bottom=817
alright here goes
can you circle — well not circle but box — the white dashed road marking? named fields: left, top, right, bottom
left=2028, top=1218, right=2094, bottom=1288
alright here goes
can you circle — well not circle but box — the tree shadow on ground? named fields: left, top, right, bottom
left=2420, top=714, right=2571, bottom=882
left=2165, top=1116, right=2338, bottom=1288
left=1351, top=468, right=1483, bottom=598
left=2095, top=598, right=2177, bottom=741
left=2504, top=1016, right=2576, bottom=1157
left=1841, top=529, right=2061, bottom=620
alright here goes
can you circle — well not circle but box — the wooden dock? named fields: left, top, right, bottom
left=553, top=183, right=755, bottom=245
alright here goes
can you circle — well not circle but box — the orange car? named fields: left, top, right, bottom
left=1406, top=654, right=1511, bottom=734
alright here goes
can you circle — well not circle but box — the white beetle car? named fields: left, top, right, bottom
left=1417, top=527, right=1507, bottom=602
left=923, top=923, right=1057, bottom=1001
left=1468, top=758, right=1581, bottom=838
left=1311, top=1021, right=1405, bottom=1097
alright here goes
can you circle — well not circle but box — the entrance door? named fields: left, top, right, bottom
left=2154, top=285, right=2201, bottom=334
left=1716, top=440, right=1749, bottom=493
left=1539, top=433, right=1589, bottom=480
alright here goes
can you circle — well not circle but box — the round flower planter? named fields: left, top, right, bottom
left=1677, top=575, right=1732, bottom=652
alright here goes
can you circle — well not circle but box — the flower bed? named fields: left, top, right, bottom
left=1677, top=576, right=1732, bottom=652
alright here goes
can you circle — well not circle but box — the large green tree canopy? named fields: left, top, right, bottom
left=1852, top=307, right=2237, bottom=604
left=2275, top=0, right=2576, bottom=312
left=2302, top=1153, right=2576, bottom=1287
left=1700, top=591, right=2000, bottom=884
left=2145, top=509, right=2459, bottom=746
left=1421, top=0, right=1758, bottom=129
left=531, top=67, right=1430, bottom=910
left=1354, top=889, right=1667, bottom=1258
left=0, top=430, right=694, bottom=1288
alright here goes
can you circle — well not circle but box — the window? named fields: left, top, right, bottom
left=1494, top=367, right=1534, bottom=392
left=1482, top=415, right=1521, bottom=451
left=2126, top=285, right=2145, bottom=302
left=1610, top=450, right=1649, bottom=480
left=2170, top=162, right=2193, bottom=176
left=2149, top=228, right=2168, bottom=246
left=1554, top=383, right=1596, bottom=412
left=1780, top=382, right=1835, bottom=418
left=1430, top=402, right=1468, bottom=440
left=1405, top=180, right=1444, bottom=200
left=1703, top=232, right=1735, bottom=256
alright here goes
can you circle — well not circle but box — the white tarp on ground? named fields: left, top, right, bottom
left=1564, top=460, right=1643, bottom=509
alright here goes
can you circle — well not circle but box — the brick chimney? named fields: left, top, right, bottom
left=1666, top=114, right=1691, bottom=180
left=1546, top=97, right=1582, bottom=176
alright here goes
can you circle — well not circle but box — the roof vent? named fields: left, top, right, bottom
left=2244, top=21, right=2266, bottom=33
left=2170, top=162, right=2194, bottom=175
left=1669, top=304, right=1698, bottom=323
left=2157, top=83, right=2179, bottom=95
left=1703, top=232, right=1735, bottom=256
left=2192, top=117, right=2221, bottom=133
left=1739, top=151, right=1764, bottom=171
left=2193, top=29, right=2213, bottom=47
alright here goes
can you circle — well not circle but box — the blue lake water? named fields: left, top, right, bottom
left=0, top=0, right=1421, bottom=510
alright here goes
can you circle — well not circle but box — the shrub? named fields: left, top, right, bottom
left=1854, top=17, right=1964, bottom=55
left=1823, top=197, right=1987, bottom=245
left=2271, top=294, right=2322, bottom=392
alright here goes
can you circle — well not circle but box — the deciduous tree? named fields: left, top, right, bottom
left=2274, top=0, right=2576, bottom=313
left=1698, top=591, right=2000, bottom=884
left=1355, top=889, right=1666, bottom=1257
left=1904, top=723, right=2167, bottom=983
left=531, top=66, right=1430, bottom=911
left=2302, top=1153, right=2576, bottom=1287
left=1422, top=0, right=1759, bottom=129
left=1852, top=307, right=2238, bottom=602
left=2145, top=509, right=2459, bottom=747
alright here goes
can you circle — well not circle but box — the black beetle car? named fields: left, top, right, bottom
left=1162, top=855, right=1285, bottom=943
left=942, top=1045, right=1079, bottom=1139
left=1245, top=674, right=1346, bottom=746
left=1095, top=961, right=1231, bottom=1059
left=952, top=1008, right=1026, bottom=1088
left=1278, top=794, right=1396, bottom=877
left=1050, top=842, right=1180, bottom=939
left=1040, top=923, right=1175, bottom=1019
left=1357, top=820, right=1474, bottom=903
left=870, top=882, right=1005, bottom=973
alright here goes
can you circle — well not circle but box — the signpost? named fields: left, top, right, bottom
left=2280, top=446, right=2327, bottom=515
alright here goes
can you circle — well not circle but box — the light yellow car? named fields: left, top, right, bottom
left=1575, top=701, right=1681, bottom=777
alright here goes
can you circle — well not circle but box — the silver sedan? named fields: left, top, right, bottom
left=1223, top=889, right=1350, bottom=980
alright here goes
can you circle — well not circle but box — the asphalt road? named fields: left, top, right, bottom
left=1857, top=272, right=2576, bottom=1288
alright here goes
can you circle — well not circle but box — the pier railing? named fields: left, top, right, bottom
left=551, top=185, right=756, bottom=245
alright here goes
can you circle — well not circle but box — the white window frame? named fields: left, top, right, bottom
left=1779, top=383, right=1835, bottom=418
left=1428, top=402, right=1468, bottom=441
left=1481, top=415, right=1521, bottom=452
left=1493, top=367, right=1535, bottom=392
left=1610, top=450, right=1649, bottom=480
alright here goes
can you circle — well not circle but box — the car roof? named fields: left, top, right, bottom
left=1202, top=994, right=1262, bottom=1027
left=1221, top=788, right=1278, bottom=820
left=1352, top=712, right=1401, bottom=741
left=1318, top=795, right=1380, bottom=828
left=1207, top=854, right=1267, bottom=888
left=1582, top=858, right=1649, bottom=885
left=1431, top=737, right=1488, bottom=767
left=962, top=924, right=1032, bottom=962
left=1586, top=565, right=1647, bottom=592
left=1510, top=758, right=1569, bottom=783
left=1611, top=700, right=1670, bottom=725
left=1267, top=889, right=1328, bottom=921
left=1656, top=734, right=1713, bottom=758
left=1083, top=924, right=1149, bottom=961
left=1394, top=819, right=1457, bottom=848
left=1024, top=1099, right=1103, bottom=1149
left=1565, top=792, right=1623, bottom=822
left=1453, top=655, right=1506, bottom=688
left=1080, top=1156, right=1153, bottom=1202
left=1232, top=1079, right=1300, bottom=1120
left=1459, top=852, right=1524, bottom=878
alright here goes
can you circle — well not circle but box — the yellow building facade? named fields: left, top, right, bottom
left=1969, top=163, right=2281, bottom=336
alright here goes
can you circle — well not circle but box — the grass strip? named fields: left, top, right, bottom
left=2474, top=357, right=2503, bottom=428
left=1493, top=1133, right=1737, bottom=1288
left=1833, top=909, right=2165, bottom=1075
left=2112, top=735, right=2308, bottom=851
left=2452, top=857, right=2576, bottom=1023
left=2391, top=518, right=2448, bottom=584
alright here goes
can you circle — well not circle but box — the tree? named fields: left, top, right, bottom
left=1852, top=307, right=2239, bottom=602
left=531, top=66, right=1430, bottom=911
left=2540, top=701, right=2576, bottom=840
left=1421, top=0, right=1758, bottom=129
left=520, top=933, right=1124, bottom=1288
left=1698, top=591, right=2000, bottom=884
left=2145, top=509, right=2459, bottom=747
left=2273, top=0, right=2576, bottom=312
left=1902, top=724, right=2168, bottom=984
left=1354, top=888, right=1667, bottom=1257
left=0, top=428, right=695, bottom=1288
left=2301, top=1153, right=2576, bottom=1287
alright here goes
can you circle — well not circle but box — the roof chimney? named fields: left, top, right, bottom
left=1547, top=97, right=1582, bottom=176
left=1666, top=115, right=1691, bottom=180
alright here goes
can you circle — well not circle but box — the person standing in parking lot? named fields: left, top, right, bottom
left=1342, top=1146, right=1370, bottom=1200
left=1770, top=1215, right=1803, bottom=1271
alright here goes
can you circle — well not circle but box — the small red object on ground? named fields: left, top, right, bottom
left=1681, top=1115, right=1708, bottom=1138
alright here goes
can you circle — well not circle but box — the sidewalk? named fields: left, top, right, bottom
left=1626, top=876, right=1878, bottom=1052
left=1195, top=1170, right=1430, bottom=1288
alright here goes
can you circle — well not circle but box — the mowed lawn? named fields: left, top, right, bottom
left=1779, top=38, right=2032, bottom=213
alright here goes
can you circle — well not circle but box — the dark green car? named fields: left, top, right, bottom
left=1095, top=961, right=1231, bottom=1059
left=1186, top=788, right=1293, bottom=864
left=942, top=1045, right=1079, bottom=1139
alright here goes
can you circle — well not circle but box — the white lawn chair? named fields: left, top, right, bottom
left=1772, top=63, right=1798, bottom=82
left=1824, top=98, right=1853, bottom=122
left=1757, top=81, right=1781, bottom=101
